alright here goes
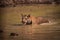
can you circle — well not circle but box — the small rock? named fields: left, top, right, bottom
left=10, top=33, right=18, bottom=36
left=0, top=30, right=3, bottom=33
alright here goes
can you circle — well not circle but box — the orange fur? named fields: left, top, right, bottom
left=29, top=15, right=49, bottom=24
left=21, top=14, right=49, bottom=25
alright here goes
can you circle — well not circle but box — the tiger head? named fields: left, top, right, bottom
left=21, top=14, right=32, bottom=25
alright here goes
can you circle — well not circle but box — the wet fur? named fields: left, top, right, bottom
left=21, top=14, right=49, bottom=25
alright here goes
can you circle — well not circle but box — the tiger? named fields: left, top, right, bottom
left=21, top=14, right=49, bottom=25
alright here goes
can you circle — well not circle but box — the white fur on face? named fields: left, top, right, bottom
left=22, top=16, right=28, bottom=23
left=22, top=15, right=32, bottom=24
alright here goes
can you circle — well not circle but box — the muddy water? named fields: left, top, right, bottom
left=0, top=5, right=60, bottom=40
left=0, top=23, right=60, bottom=40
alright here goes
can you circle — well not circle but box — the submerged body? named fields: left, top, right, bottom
left=21, top=14, right=49, bottom=25
left=29, top=16, right=49, bottom=24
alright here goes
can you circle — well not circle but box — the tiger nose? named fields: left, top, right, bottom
left=25, top=18, right=27, bottom=20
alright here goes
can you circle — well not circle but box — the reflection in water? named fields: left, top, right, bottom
left=1, top=23, right=60, bottom=40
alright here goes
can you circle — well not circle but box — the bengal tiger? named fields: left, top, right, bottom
left=21, top=14, right=49, bottom=25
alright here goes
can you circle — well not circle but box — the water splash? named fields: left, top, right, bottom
left=40, top=21, right=58, bottom=25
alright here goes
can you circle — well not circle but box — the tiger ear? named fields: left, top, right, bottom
left=27, top=14, right=30, bottom=17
